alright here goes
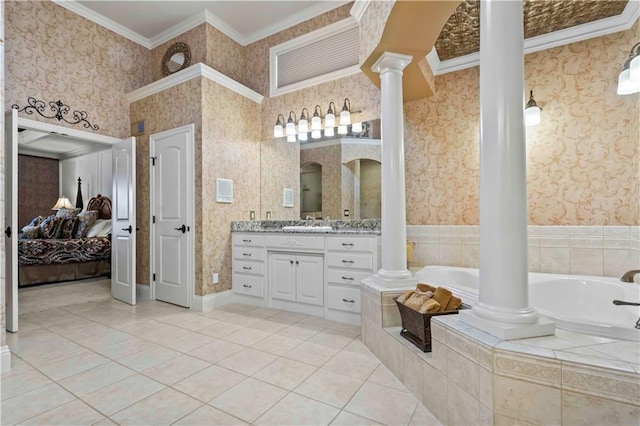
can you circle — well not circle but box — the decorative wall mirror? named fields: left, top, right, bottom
left=161, top=42, right=191, bottom=76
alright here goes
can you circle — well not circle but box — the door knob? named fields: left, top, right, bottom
left=121, top=225, right=132, bottom=234
left=4, top=226, right=11, bottom=238
left=174, top=224, right=186, bottom=233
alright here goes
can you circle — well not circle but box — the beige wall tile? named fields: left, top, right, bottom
left=562, top=390, right=640, bottom=425
left=479, top=403, right=494, bottom=426
left=562, top=362, right=640, bottom=405
left=447, top=382, right=480, bottom=426
left=447, top=346, right=480, bottom=399
left=494, top=351, right=561, bottom=388
left=401, top=350, right=425, bottom=402
left=478, top=366, right=493, bottom=409
left=539, top=247, right=571, bottom=274
left=423, top=361, right=448, bottom=425
left=570, top=248, right=604, bottom=276
left=494, top=375, right=561, bottom=425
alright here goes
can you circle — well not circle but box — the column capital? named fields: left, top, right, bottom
left=371, top=52, right=413, bottom=74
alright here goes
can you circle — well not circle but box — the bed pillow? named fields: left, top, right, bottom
left=24, top=215, right=45, bottom=228
left=85, top=219, right=108, bottom=238
left=56, top=208, right=81, bottom=219
left=96, top=220, right=112, bottom=237
left=21, top=225, right=41, bottom=239
left=39, top=215, right=63, bottom=239
left=74, top=210, right=98, bottom=238
left=59, top=217, right=79, bottom=239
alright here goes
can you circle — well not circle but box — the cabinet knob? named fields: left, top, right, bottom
left=243, top=253, right=252, bottom=257
left=242, top=266, right=252, bottom=270
left=296, top=261, right=299, bottom=265
left=342, top=276, right=354, bottom=281
left=243, top=239, right=252, bottom=243
left=342, top=298, right=355, bottom=303
left=341, top=260, right=354, bottom=264
left=342, top=242, right=354, bottom=247
left=243, top=284, right=252, bottom=288
left=290, top=260, right=294, bottom=265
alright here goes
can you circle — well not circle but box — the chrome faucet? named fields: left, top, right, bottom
left=620, top=270, right=640, bottom=283
left=612, top=300, right=640, bottom=329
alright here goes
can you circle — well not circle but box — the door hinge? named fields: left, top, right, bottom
left=152, top=215, right=155, bottom=224
left=150, top=156, right=157, bottom=166
left=153, top=273, right=156, bottom=281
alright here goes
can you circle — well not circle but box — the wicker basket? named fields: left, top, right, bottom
left=395, top=298, right=468, bottom=352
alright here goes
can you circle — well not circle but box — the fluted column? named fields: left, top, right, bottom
left=371, top=52, right=413, bottom=284
left=459, top=0, right=554, bottom=339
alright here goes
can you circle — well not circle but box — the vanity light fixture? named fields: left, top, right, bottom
left=325, top=102, right=336, bottom=128
left=52, top=196, right=73, bottom=210
left=311, top=130, right=322, bottom=139
left=617, top=42, right=640, bottom=95
left=286, top=134, right=297, bottom=143
left=273, top=113, right=285, bottom=138
left=298, top=131, right=308, bottom=142
left=298, top=108, right=309, bottom=133
left=325, top=126, right=335, bottom=137
left=337, top=125, right=348, bottom=135
left=340, top=98, right=351, bottom=125
left=352, top=122, right=363, bottom=133
left=525, top=90, right=542, bottom=127
left=285, top=111, right=297, bottom=136
left=311, top=105, right=323, bottom=131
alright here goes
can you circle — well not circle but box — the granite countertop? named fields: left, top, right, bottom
left=231, top=219, right=381, bottom=235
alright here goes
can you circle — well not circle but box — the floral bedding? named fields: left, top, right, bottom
left=18, top=236, right=111, bottom=265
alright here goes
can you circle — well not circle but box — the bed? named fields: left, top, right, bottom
left=18, top=194, right=112, bottom=287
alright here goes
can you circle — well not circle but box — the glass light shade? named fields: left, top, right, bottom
left=325, top=112, right=335, bottom=128
left=324, top=126, right=335, bottom=137
left=630, top=55, right=640, bottom=84
left=339, top=110, right=351, bottom=125
left=52, top=196, right=73, bottom=210
left=298, top=118, right=308, bottom=133
left=525, top=106, right=541, bottom=127
left=617, top=68, right=637, bottom=95
left=273, top=124, right=284, bottom=138
left=337, top=125, right=348, bottom=135
left=351, top=122, right=363, bottom=133
left=286, top=134, right=297, bottom=143
left=311, top=116, right=322, bottom=131
left=285, top=122, right=296, bottom=136
left=311, top=130, right=321, bottom=139
left=298, top=132, right=308, bottom=141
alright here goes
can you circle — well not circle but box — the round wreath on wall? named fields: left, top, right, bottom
left=161, top=42, right=192, bottom=77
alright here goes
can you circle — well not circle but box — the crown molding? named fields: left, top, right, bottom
left=149, top=11, right=205, bottom=48
left=52, top=0, right=151, bottom=48
left=244, top=0, right=352, bottom=46
left=430, top=0, right=640, bottom=76
left=350, top=0, right=373, bottom=22
left=126, top=63, right=264, bottom=105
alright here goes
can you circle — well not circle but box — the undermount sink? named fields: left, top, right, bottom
left=282, top=225, right=332, bottom=232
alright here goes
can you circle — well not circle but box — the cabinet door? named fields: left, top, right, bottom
left=269, top=253, right=296, bottom=302
left=296, top=255, right=324, bottom=306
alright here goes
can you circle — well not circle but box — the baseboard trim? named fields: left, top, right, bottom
left=137, top=283, right=151, bottom=301
left=191, top=290, right=234, bottom=312
left=1, top=345, right=12, bottom=373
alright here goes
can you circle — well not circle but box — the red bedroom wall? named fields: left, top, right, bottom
left=18, top=155, right=59, bottom=228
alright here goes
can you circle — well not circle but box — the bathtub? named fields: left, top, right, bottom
left=415, top=266, right=640, bottom=342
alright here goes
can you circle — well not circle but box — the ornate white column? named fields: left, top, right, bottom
left=459, top=0, right=554, bottom=339
left=371, top=52, right=414, bottom=285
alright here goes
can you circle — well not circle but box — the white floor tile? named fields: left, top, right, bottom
left=294, top=368, right=364, bottom=408
left=142, top=354, right=211, bottom=386
left=16, top=399, right=105, bottom=425
left=187, top=338, right=244, bottom=364
left=254, top=393, right=339, bottom=426
left=1, top=383, right=76, bottom=425
left=217, top=348, right=277, bottom=376
left=173, top=405, right=247, bottom=425
left=253, top=357, right=317, bottom=390
left=110, top=388, right=202, bottom=426
left=344, top=382, right=419, bottom=426
left=284, top=341, right=340, bottom=367
left=81, top=374, right=165, bottom=416
left=173, top=365, right=246, bottom=402
left=209, top=378, right=287, bottom=423
left=58, top=362, right=136, bottom=397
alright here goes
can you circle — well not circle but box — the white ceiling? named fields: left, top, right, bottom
left=60, top=0, right=351, bottom=47
left=18, top=130, right=111, bottom=160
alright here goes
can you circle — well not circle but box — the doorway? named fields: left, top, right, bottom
left=149, top=124, right=195, bottom=308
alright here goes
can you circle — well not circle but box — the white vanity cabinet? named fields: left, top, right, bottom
left=231, top=231, right=378, bottom=325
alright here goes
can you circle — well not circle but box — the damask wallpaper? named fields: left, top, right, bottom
left=5, top=1, right=152, bottom=138
left=405, top=21, right=640, bottom=226
left=151, top=25, right=207, bottom=83
left=18, top=155, right=59, bottom=228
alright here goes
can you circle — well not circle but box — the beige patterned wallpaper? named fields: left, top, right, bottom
left=405, top=22, right=640, bottom=226
left=5, top=1, right=152, bottom=138
left=151, top=25, right=207, bottom=83
left=301, top=144, right=342, bottom=219
left=358, top=0, right=395, bottom=65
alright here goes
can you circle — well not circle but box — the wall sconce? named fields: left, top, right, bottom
left=525, top=90, right=542, bottom=127
left=340, top=98, right=351, bottom=125
left=273, top=113, right=285, bottom=138
left=52, top=196, right=73, bottom=210
left=298, top=108, right=309, bottom=133
left=617, top=42, right=640, bottom=95
left=286, top=111, right=297, bottom=136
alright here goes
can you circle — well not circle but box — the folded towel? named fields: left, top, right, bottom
left=397, top=290, right=414, bottom=304
left=433, top=287, right=453, bottom=312
left=445, top=296, right=462, bottom=311
left=419, top=298, right=441, bottom=314
left=417, top=283, right=437, bottom=293
left=404, top=292, right=430, bottom=311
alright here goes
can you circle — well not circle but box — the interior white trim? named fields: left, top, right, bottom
left=429, top=1, right=640, bottom=76
left=0, top=346, right=11, bottom=373
left=52, top=0, right=151, bottom=48
left=244, top=0, right=351, bottom=45
left=136, top=283, right=151, bottom=301
left=350, top=0, right=374, bottom=22
left=300, top=137, right=381, bottom=150
left=191, top=290, right=234, bottom=312
left=15, top=119, right=120, bottom=145
left=269, top=17, right=359, bottom=97
left=126, top=63, right=264, bottom=105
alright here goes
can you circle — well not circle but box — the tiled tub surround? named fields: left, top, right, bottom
left=231, top=219, right=381, bottom=234
left=407, top=225, right=640, bottom=278
left=361, top=283, right=640, bottom=425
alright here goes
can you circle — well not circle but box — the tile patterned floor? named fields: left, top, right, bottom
left=2, top=299, right=440, bottom=425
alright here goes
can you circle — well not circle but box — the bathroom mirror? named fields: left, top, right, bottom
left=161, top=42, right=191, bottom=77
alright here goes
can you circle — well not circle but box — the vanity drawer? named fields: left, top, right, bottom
left=326, top=269, right=372, bottom=286
left=232, top=247, right=264, bottom=261
left=327, top=253, right=373, bottom=270
left=327, top=285, right=361, bottom=313
left=232, top=234, right=264, bottom=247
left=233, top=260, right=264, bottom=276
left=232, top=274, right=264, bottom=298
left=326, top=236, right=375, bottom=252
left=264, top=235, right=324, bottom=251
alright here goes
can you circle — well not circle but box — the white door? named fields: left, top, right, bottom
left=270, top=253, right=296, bottom=302
left=151, top=125, right=193, bottom=308
left=112, top=137, right=136, bottom=305
left=296, top=255, right=324, bottom=306
left=4, top=110, right=18, bottom=332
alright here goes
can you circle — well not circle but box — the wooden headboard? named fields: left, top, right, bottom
left=86, top=194, right=112, bottom=219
